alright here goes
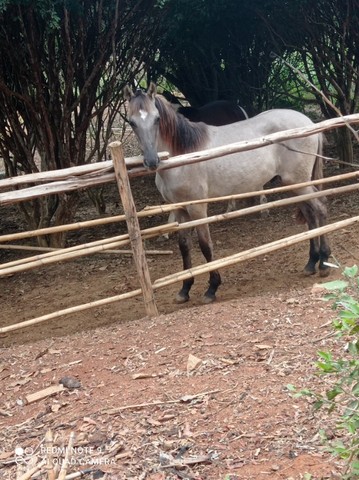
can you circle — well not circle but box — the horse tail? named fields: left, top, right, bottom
left=311, top=133, right=324, bottom=190
left=296, top=133, right=324, bottom=224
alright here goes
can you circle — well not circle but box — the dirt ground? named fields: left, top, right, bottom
left=1, top=160, right=359, bottom=479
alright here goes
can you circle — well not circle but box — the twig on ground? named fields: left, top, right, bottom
left=102, top=388, right=221, bottom=415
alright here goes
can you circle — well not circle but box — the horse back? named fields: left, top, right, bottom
left=179, top=100, right=247, bottom=125
left=199, top=100, right=247, bottom=125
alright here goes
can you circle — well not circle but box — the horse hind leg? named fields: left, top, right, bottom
left=162, top=211, right=176, bottom=240
left=298, top=194, right=331, bottom=277
left=226, top=199, right=237, bottom=213
left=317, top=196, right=331, bottom=277
left=226, top=194, right=269, bottom=216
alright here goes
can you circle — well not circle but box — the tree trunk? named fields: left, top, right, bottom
left=87, top=187, right=107, bottom=215
left=49, top=193, right=80, bottom=247
left=18, top=193, right=80, bottom=248
left=336, top=128, right=354, bottom=167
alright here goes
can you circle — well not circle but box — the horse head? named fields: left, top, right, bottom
left=124, top=82, right=160, bottom=170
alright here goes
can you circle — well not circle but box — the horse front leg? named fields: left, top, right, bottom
left=176, top=228, right=195, bottom=303
left=196, top=224, right=221, bottom=303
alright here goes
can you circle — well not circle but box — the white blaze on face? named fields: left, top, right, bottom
left=139, top=109, right=148, bottom=121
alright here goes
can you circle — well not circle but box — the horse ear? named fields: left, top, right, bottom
left=123, top=85, right=134, bottom=101
left=147, top=82, right=157, bottom=99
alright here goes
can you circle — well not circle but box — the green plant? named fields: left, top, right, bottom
left=288, top=265, right=359, bottom=479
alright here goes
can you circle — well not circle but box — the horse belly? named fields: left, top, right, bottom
left=205, top=149, right=277, bottom=198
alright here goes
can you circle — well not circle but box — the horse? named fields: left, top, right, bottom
left=163, top=93, right=258, bottom=212
left=124, top=83, right=331, bottom=304
left=178, top=100, right=248, bottom=125
left=162, top=91, right=248, bottom=126
left=163, top=91, right=266, bottom=214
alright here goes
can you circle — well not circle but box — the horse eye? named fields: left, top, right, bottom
left=128, top=120, right=136, bottom=128
left=154, top=116, right=160, bottom=124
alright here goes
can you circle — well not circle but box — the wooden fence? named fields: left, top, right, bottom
left=1, top=113, right=359, bottom=334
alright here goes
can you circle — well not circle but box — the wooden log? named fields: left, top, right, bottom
left=25, top=384, right=64, bottom=404
left=17, top=460, right=46, bottom=480
left=0, top=223, right=177, bottom=276
left=0, top=287, right=143, bottom=333
left=0, top=234, right=132, bottom=270
left=0, top=173, right=116, bottom=206
left=0, top=244, right=172, bottom=255
left=0, top=151, right=168, bottom=205
left=0, top=204, right=170, bottom=244
left=0, top=169, right=358, bottom=244
left=1, top=113, right=359, bottom=205
left=0, top=214, right=129, bottom=243
left=0, top=222, right=176, bottom=270
left=111, top=141, right=158, bottom=317
left=175, top=181, right=359, bottom=231
left=45, top=429, right=55, bottom=480
left=0, top=152, right=169, bottom=189
left=1, top=181, right=359, bottom=276
left=143, top=169, right=359, bottom=214
left=2, top=214, right=359, bottom=334
left=0, top=244, right=57, bottom=252
left=127, top=113, right=359, bottom=178
left=58, top=432, right=76, bottom=480
left=153, top=215, right=359, bottom=289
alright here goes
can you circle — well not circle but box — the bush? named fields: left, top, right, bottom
left=288, top=265, right=359, bottom=479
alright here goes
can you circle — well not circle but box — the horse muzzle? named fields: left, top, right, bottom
left=143, top=155, right=160, bottom=171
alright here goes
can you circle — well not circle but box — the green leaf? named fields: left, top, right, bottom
left=322, top=292, right=338, bottom=302
left=297, top=388, right=314, bottom=396
left=344, top=400, right=359, bottom=418
left=339, top=311, right=359, bottom=323
left=313, top=399, right=324, bottom=410
left=349, top=325, right=359, bottom=336
left=343, top=265, right=358, bottom=278
left=321, top=280, right=348, bottom=292
left=326, top=387, right=343, bottom=400
left=350, top=461, right=359, bottom=474
left=286, top=384, right=297, bottom=392
left=348, top=340, right=359, bottom=354
left=317, top=362, right=338, bottom=373
left=317, top=350, right=333, bottom=361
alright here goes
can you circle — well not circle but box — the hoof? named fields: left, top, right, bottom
left=203, top=294, right=216, bottom=304
left=303, top=266, right=316, bottom=277
left=175, top=292, right=189, bottom=304
left=319, top=268, right=331, bottom=278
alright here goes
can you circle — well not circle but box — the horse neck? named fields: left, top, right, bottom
left=155, top=96, right=209, bottom=156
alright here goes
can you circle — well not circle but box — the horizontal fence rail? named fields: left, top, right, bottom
left=1, top=214, right=359, bottom=334
left=1, top=113, right=359, bottom=206
left=1, top=113, right=359, bottom=331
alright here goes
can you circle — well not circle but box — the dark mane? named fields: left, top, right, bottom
left=155, top=95, right=209, bottom=155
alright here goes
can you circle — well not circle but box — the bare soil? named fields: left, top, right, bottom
left=1, top=163, right=359, bottom=479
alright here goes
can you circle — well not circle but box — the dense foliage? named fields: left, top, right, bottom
left=0, top=0, right=358, bottom=244
left=150, top=1, right=359, bottom=133
left=0, top=0, right=163, bottom=245
left=148, top=0, right=283, bottom=113
left=264, top=0, right=359, bottom=162
left=289, top=266, right=359, bottom=479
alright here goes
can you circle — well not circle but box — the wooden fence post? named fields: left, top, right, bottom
left=110, top=141, right=158, bottom=317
